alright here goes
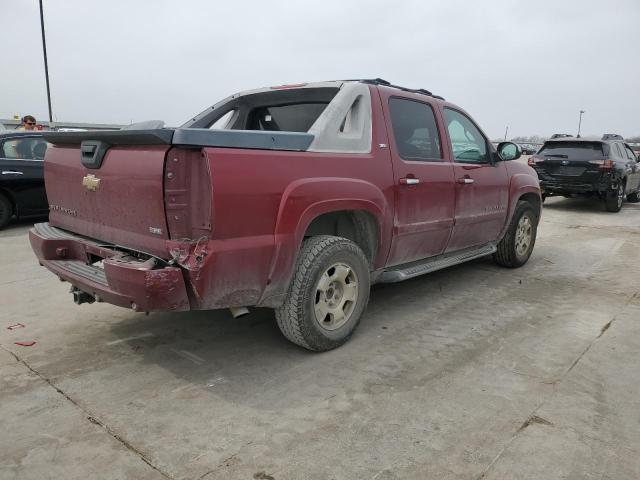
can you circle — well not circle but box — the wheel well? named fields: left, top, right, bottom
left=518, top=193, right=541, bottom=220
left=303, top=210, right=379, bottom=267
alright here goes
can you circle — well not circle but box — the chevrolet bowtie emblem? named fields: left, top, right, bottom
left=82, top=174, right=101, bottom=191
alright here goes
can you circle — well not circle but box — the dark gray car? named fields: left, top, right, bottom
left=529, top=135, right=640, bottom=212
left=0, top=131, right=49, bottom=229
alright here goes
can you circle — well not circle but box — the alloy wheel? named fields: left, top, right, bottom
left=313, top=263, right=359, bottom=331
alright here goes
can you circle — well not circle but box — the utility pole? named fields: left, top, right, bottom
left=577, top=110, right=585, bottom=138
left=504, top=126, right=509, bottom=141
left=39, top=0, right=53, bottom=127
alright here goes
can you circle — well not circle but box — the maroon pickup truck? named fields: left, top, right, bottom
left=30, top=79, right=541, bottom=351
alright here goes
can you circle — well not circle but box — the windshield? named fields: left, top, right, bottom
left=538, top=141, right=605, bottom=159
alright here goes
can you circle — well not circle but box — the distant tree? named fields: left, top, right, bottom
left=511, top=135, right=547, bottom=144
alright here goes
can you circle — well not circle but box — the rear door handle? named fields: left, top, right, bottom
left=399, top=177, right=420, bottom=185
left=457, top=177, right=474, bottom=184
left=2, top=170, right=24, bottom=175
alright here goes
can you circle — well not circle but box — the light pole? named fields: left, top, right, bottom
left=39, top=0, right=53, bottom=126
left=504, top=125, right=509, bottom=141
left=577, top=110, right=585, bottom=138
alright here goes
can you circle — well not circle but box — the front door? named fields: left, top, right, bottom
left=382, top=94, right=455, bottom=266
left=442, top=108, right=509, bottom=252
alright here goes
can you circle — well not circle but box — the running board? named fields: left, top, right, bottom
left=378, top=243, right=497, bottom=283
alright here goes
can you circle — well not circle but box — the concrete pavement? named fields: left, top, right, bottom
left=1, top=196, right=639, bottom=479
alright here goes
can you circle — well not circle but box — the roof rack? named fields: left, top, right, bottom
left=602, top=133, right=624, bottom=141
left=358, top=78, right=445, bottom=101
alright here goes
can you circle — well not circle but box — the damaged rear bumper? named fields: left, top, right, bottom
left=29, top=223, right=191, bottom=312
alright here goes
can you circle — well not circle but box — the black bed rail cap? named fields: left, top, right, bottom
left=172, top=129, right=314, bottom=151
left=43, top=129, right=175, bottom=146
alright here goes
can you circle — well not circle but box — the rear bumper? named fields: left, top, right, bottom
left=29, top=223, right=191, bottom=312
left=536, top=169, right=614, bottom=195
left=540, top=182, right=606, bottom=194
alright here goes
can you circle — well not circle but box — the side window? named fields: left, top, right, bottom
left=1, top=138, right=46, bottom=160
left=388, top=98, right=443, bottom=161
left=443, top=108, right=488, bottom=163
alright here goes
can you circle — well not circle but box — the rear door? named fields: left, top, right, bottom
left=0, top=136, right=48, bottom=216
left=443, top=107, right=508, bottom=252
left=381, top=94, right=455, bottom=266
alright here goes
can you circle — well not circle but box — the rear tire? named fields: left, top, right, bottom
left=275, top=235, right=370, bottom=352
left=0, top=194, right=12, bottom=230
left=604, top=183, right=624, bottom=212
left=494, top=201, right=538, bottom=268
left=627, top=191, right=639, bottom=203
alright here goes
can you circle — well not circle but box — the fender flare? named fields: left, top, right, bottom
left=259, top=177, right=392, bottom=305
left=499, top=174, right=541, bottom=239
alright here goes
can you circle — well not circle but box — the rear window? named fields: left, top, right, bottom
left=538, top=141, right=605, bottom=159
left=248, top=103, right=329, bottom=132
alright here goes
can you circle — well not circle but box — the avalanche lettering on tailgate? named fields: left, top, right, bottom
left=49, top=205, right=77, bottom=216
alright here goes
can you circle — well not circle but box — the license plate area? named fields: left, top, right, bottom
left=551, top=166, right=585, bottom=176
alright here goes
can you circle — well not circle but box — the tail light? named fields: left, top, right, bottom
left=589, top=159, right=614, bottom=171
left=164, top=148, right=213, bottom=240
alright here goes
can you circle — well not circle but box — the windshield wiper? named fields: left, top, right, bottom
left=543, top=154, right=569, bottom=158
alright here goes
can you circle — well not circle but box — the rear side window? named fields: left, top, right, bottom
left=538, top=141, right=605, bottom=159
left=388, top=98, right=443, bottom=161
left=248, top=103, right=329, bottom=132
left=443, top=108, right=488, bottom=163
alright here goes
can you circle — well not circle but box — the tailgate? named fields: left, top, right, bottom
left=536, top=159, right=601, bottom=179
left=533, top=140, right=606, bottom=184
left=45, top=144, right=172, bottom=258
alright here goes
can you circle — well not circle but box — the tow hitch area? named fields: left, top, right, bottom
left=71, top=287, right=95, bottom=305
left=30, top=223, right=192, bottom=312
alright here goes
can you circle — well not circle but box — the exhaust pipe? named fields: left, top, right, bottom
left=71, top=287, right=95, bottom=305
left=229, top=307, right=249, bottom=319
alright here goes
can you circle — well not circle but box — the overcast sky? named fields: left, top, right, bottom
left=2, top=0, right=639, bottom=139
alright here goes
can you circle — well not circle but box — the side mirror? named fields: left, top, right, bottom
left=497, top=142, right=522, bottom=161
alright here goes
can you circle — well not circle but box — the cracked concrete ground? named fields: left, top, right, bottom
left=1, top=196, right=639, bottom=480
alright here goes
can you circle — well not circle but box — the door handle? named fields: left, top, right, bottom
left=2, top=171, right=24, bottom=175
left=457, top=177, right=474, bottom=184
left=399, top=177, right=420, bottom=185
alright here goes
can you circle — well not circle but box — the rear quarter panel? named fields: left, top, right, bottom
left=194, top=147, right=394, bottom=309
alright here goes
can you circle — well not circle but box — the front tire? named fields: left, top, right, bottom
left=275, top=235, right=370, bottom=352
left=605, top=183, right=624, bottom=212
left=494, top=201, right=538, bottom=268
left=0, top=194, right=12, bottom=230
left=627, top=190, right=639, bottom=203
